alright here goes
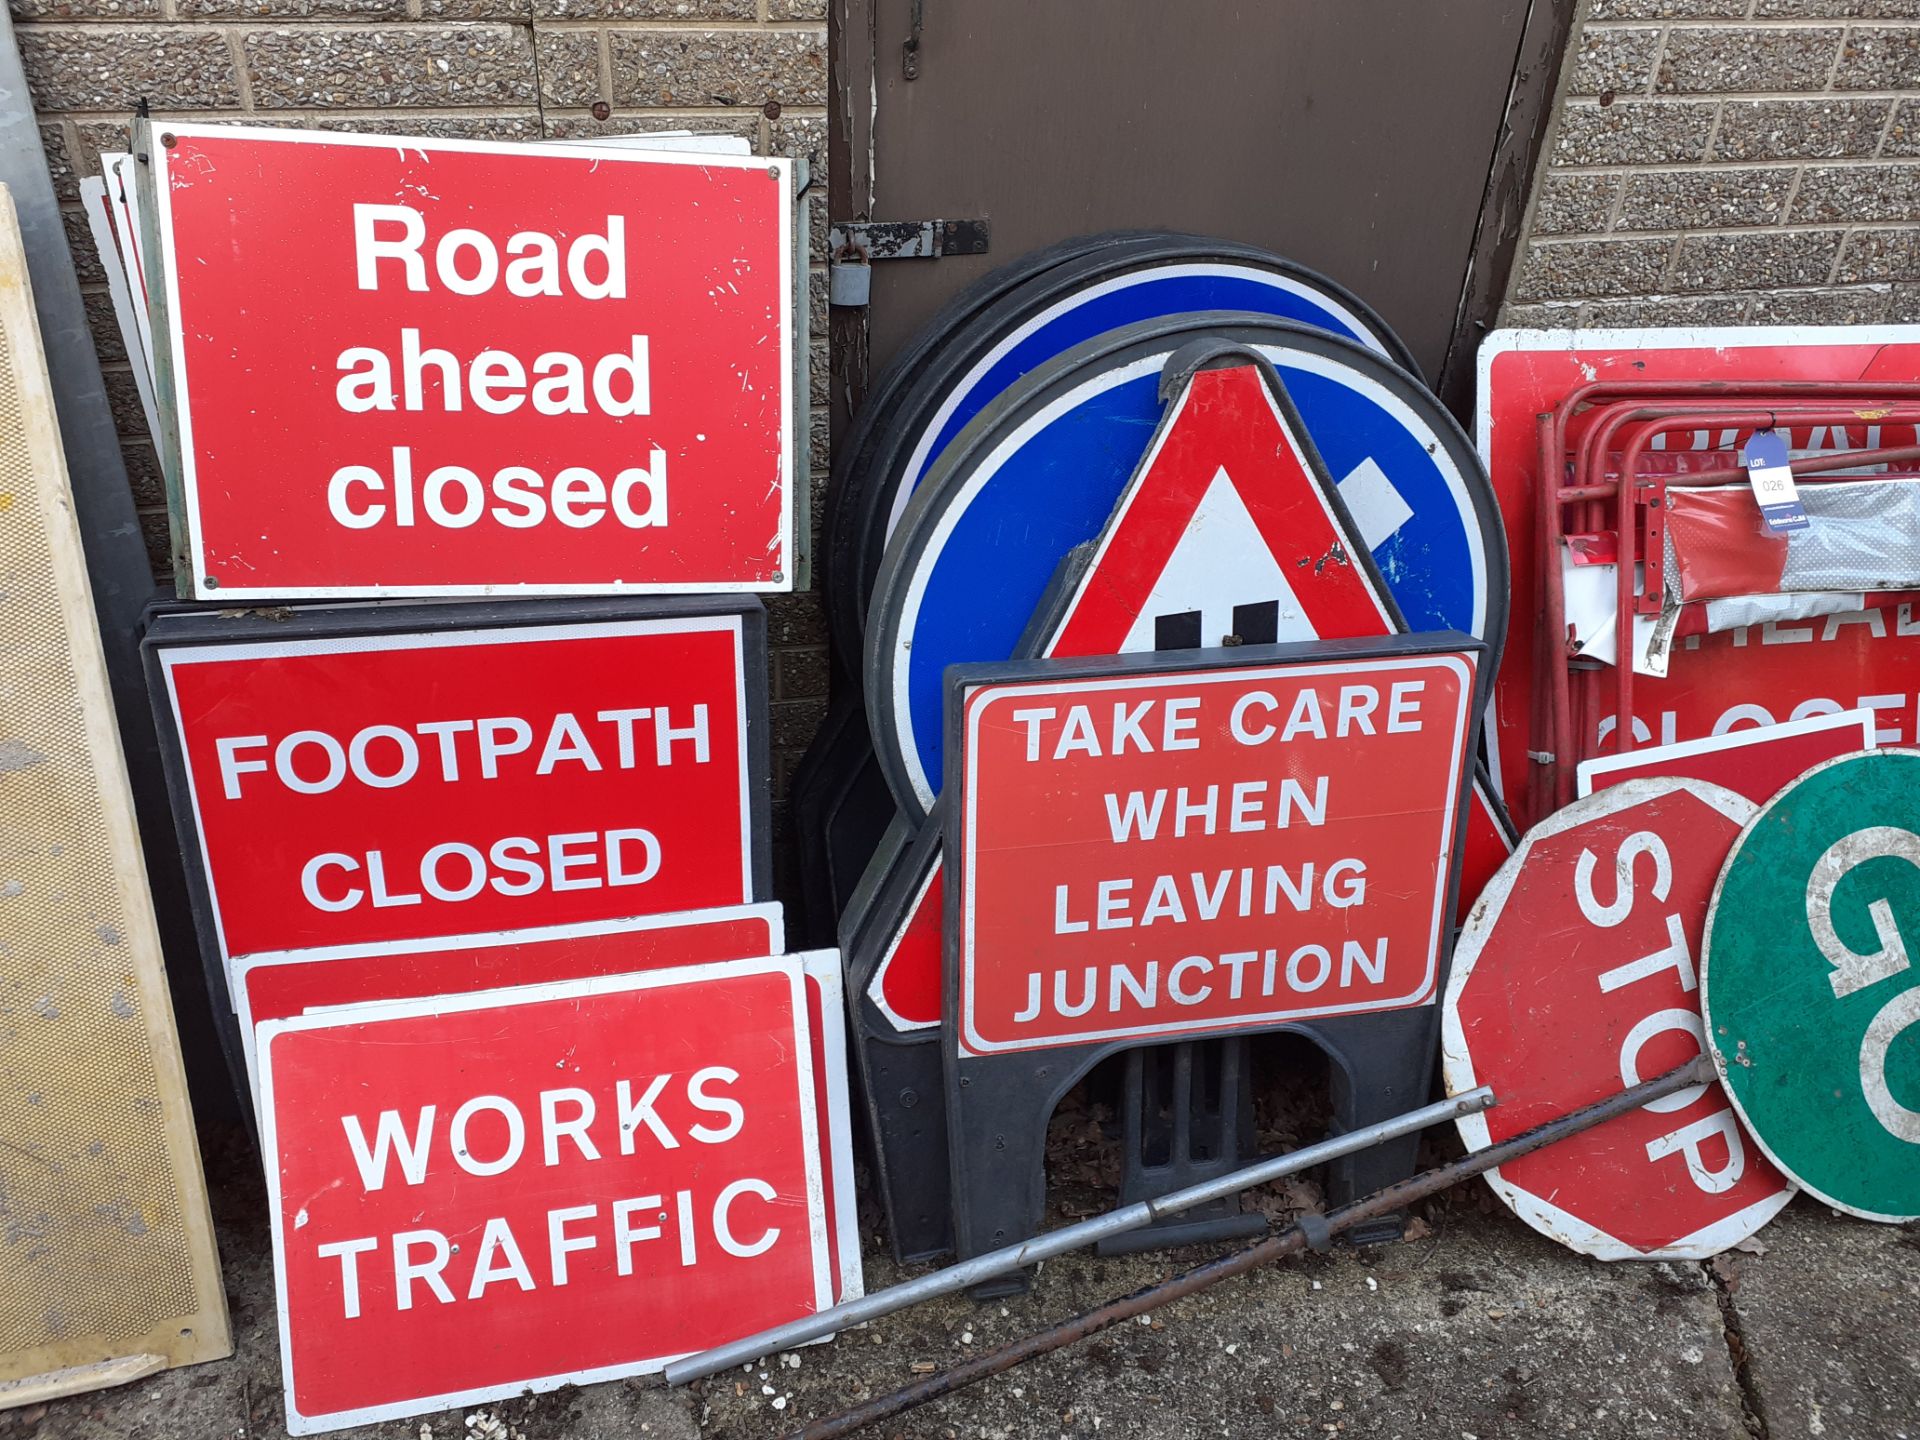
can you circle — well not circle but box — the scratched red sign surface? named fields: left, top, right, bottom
left=1442, top=778, right=1793, bottom=1258
left=155, top=615, right=755, bottom=959
left=1476, top=328, right=1920, bottom=829
left=152, top=122, right=793, bottom=596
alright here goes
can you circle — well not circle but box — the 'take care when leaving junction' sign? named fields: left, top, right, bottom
left=149, top=124, right=794, bottom=597
left=952, top=643, right=1477, bottom=1055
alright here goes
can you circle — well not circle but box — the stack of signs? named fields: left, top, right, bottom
left=1445, top=747, right=1920, bottom=1251
left=101, top=120, right=855, bottom=1431
left=1441, top=323, right=1920, bottom=1253
left=792, top=233, right=1431, bottom=941
left=1475, top=326, right=1920, bottom=830
left=833, top=304, right=1506, bottom=1261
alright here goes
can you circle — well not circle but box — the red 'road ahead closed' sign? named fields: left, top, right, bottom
left=259, top=958, right=830, bottom=1433
left=150, top=123, right=794, bottom=598
left=151, top=610, right=761, bottom=961
left=954, top=645, right=1477, bottom=1055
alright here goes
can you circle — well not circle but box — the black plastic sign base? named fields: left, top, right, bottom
left=839, top=814, right=953, bottom=1262
left=789, top=690, right=897, bottom=947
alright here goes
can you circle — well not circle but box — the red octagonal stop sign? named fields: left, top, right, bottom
left=1442, top=778, right=1793, bottom=1259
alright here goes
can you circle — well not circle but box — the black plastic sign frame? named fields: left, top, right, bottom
left=941, top=632, right=1486, bottom=1262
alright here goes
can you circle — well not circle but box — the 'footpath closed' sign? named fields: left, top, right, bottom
left=149, top=606, right=765, bottom=961
left=149, top=123, right=794, bottom=597
left=952, top=644, right=1478, bottom=1054
left=259, top=959, right=832, bottom=1433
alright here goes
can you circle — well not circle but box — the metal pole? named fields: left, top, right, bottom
left=666, top=1084, right=1495, bottom=1384
left=779, top=1056, right=1716, bottom=1440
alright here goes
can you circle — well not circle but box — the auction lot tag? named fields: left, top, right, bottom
left=148, top=605, right=765, bottom=963
left=1704, top=749, right=1920, bottom=1222
left=149, top=122, right=793, bottom=597
left=259, top=957, right=831, bottom=1433
left=1444, top=779, right=1792, bottom=1259
left=951, top=640, right=1477, bottom=1055
left=1743, top=429, right=1808, bottom=534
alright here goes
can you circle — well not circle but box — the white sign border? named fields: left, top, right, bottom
left=148, top=120, right=795, bottom=599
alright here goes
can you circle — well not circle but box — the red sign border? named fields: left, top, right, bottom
left=948, top=636, right=1481, bottom=1057
left=1440, top=775, right=1794, bottom=1259
left=146, top=120, right=797, bottom=600
left=258, top=954, right=834, bottom=1435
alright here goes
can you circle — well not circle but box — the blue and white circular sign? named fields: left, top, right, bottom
left=882, top=261, right=1413, bottom=547
left=865, top=316, right=1506, bottom=816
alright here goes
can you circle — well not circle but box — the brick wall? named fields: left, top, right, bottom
left=1503, top=0, right=1920, bottom=328
left=13, top=0, right=832, bottom=876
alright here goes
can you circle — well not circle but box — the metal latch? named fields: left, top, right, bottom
left=828, top=219, right=991, bottom=306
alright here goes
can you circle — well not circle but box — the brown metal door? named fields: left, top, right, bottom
left=832, top=0, right=1565, bottom=407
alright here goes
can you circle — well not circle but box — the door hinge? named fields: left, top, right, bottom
left=828, top=219, right=991, bottom=307
left=904, top=0, right=924, bottom=79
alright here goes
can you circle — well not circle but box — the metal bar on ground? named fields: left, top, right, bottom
left=665, top=1084, right=1497, bottom=1384
left=779, top=1057, right=1716, bottom=1440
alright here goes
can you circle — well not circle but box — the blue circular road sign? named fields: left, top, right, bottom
left=825, top=235, right=1415, bottom=669
left=865, top=313, right=1505, bottom=816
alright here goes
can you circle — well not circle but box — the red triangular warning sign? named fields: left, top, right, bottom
left=1046, top=359, right=1400, bottom=657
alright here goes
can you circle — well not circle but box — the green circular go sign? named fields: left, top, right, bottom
left=1703, top=748, right=1920, bottom=1222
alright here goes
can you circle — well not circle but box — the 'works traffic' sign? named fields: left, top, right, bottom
left=260, top=958, right=832, bottom=1433
left=951, top=641, right=1478, bottom=1054
left=150, top=123, right=794, bottom=597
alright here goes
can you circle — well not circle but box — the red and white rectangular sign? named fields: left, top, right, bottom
left=229, top=903, right=785, bottom=1030
left=229, top=912, right=866, bottom=1307
left=260, top=957, right=831, bottom=1433
left=150, top=122, right=794, bottom=598
left=155, top=613, right=760, bottom=961
left=1575, top=708, right=1875, bottom=803
left=954, top=650, right=1477, bottom=1055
